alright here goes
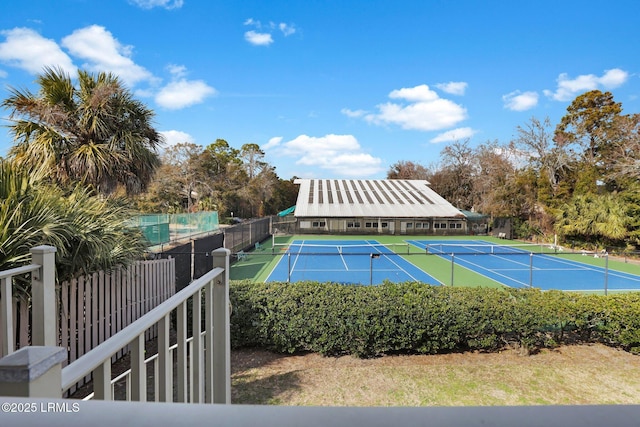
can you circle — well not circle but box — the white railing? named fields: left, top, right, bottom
left=0, top=246, right=57, bottom=355
left=0, top=247, right=231, bottom=404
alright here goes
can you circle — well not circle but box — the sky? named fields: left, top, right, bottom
left=0, top=0, right=639, bottom=180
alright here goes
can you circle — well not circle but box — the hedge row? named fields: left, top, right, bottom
left=229, top=281, right=640, bottom=357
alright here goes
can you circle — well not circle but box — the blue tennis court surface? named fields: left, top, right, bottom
left=407, top=240, right=640, bottom=292
left=266, top=240, right=440, bottom=285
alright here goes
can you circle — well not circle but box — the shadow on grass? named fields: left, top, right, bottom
left=232, top=371, right=301, bottom=405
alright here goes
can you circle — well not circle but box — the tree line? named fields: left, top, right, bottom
left=134, top=139, right=298, bottom=221
left=2, top=67, right=639, bottom=284
left=389, top=90, right=640, bottom=249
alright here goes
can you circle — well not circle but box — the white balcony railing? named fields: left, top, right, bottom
left=0, top=247, right=231, bottom=404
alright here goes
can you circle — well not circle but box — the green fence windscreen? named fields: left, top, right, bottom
left=132, top=211, right=220, bottom=245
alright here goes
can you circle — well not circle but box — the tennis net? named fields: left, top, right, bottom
left=424, top=242, right=559, bottom=255
left=272, top=242, right=411, bottom=255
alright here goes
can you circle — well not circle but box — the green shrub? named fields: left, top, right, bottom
left=229, top=280, right=640, bottom=358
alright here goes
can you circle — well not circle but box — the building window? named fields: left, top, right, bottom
left=406, top=223, right=413, bottom=229
left=347, top=221, right=361, bottom=228
left=434, top=222, right=447, bottom=229
left=312, top=221, right=326, bottom=227
left=381, top=222, right=388, bottom=228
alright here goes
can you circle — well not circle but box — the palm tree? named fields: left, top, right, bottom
left=2, top=67, right=162, bottom=195
left=0, top=159, right=147, bottom=296
left=554, top=193, right=630, bottom=246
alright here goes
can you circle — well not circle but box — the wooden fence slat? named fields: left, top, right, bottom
left=11, top=300, right=17, bottom=351
left=97, top=272, right=104, bottom=346
left=19, top=300, right=28, bottom=349
left=92, top=273, right=98, bottom=360
left=69, top=279, right=77, bottom=364
left=60, top=283, right=69, bottom=367
left=115, top=268, right=122, bottom=358
left=77, top=277, right=85, bottom=359
left=84, top=277, right=92, bottom=358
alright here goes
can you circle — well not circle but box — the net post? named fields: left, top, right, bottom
left=529, top=253, right=533, bottom=288
left=287, top=252, right=291, bottom=283
left=370, top=254, right=373, bottom=286
left=604, top=252, right=609, bottom=296
left=450, top=253, right=455, bottom=286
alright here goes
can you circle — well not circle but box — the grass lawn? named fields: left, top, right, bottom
left=232, top=344, right=640, bottom=406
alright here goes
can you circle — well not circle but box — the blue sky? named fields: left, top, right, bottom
left=1, top=0, right=639, bottom=180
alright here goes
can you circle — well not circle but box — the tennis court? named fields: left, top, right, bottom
left=266, top=239, right=440, bottom=285
left=407, top=239, right=640, bottom=292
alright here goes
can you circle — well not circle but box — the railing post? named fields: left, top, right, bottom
left=211, top=248, right=231, bottom=404
left=0, top=346, right=65, bottom=398
left=30, top=246, right=57, bottom=347
left=1, top=276, right=14, bottom=356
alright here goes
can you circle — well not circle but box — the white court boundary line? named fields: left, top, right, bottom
left=406, top=240, right=640, bottom=290
left=268, top=239, right=438, bottom=284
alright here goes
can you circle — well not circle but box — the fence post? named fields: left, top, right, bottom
left=211, top=248, right=231, bottom=404
left=0, top=346, right=66, bottom=398
left=30, top=246, right=57, bottom=347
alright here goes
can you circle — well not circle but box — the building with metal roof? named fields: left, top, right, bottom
left=273, top=179, right=471, bottom=235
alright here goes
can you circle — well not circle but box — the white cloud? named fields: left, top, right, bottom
left=160, top=130, right=195, bottom=147
left=502, top=90, right=539, bottom=111
left=599, top=68, right=628, bottom=87
left=167, top=64, right=187, bottom=78
left=436, top=81, right=468, bottom=95
left=61, top=25, right=153, bottom=86
left=244, top=31, right=273, bottom=46
left=0, top=69, right=7, bottom=78
left=243, top=19, right=297, bottom=45
left=0, top=28, right=75, bottom=75
left=279, top=23, right=296, bottom=36
left=389, top=84, right=439, bottom=102
left=544, top=68, right=629, bottom=101
left=155, top=79, right=217, bottom=109
left=263, top=136, right=282, bottom=150
left=361, top=84, right=467, bottom=131
left=430, top=127, right=477, bottom=143
left=341, top=108, right=367, bottom=118
left=129, top=0, right=184, bottom=9
left=277, top=134, right=383, bottom=177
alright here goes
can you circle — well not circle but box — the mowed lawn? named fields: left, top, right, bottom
left=232, top=344, right=640, bottom=406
